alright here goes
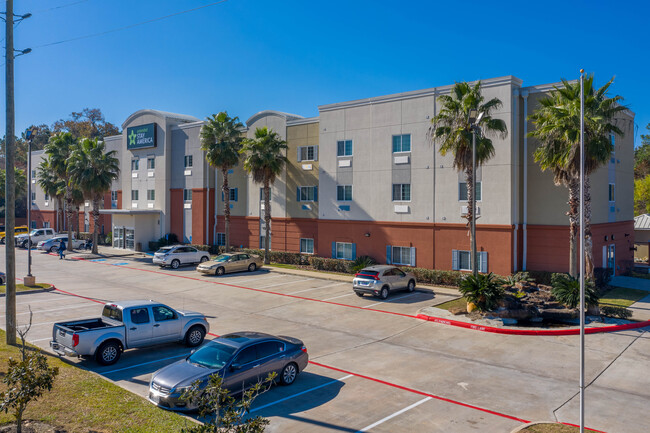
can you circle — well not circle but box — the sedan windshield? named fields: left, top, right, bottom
left=212, top=255, right=231, bottom=262
left=188, top=341, right=236, bottom=369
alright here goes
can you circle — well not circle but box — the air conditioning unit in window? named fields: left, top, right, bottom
left=460, top=206, right=480, bottom=216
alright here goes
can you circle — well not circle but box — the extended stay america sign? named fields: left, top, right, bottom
left=127, top=123, right=157, bottom=150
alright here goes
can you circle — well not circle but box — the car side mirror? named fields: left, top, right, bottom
left=230, top=363, right=242, bottom=372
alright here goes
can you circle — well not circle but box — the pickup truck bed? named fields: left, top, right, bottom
left=57, top=318, right=118, bottom=332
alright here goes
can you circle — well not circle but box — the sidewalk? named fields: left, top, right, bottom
left=610, top=275, right=650, bottom=292
left=265, top=265, right=462, bottom=296
left=63, top=245, right=148, bottom=260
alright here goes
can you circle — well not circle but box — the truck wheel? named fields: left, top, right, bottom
left=171, top=259, right=180, bottom=269
left=96, top=341, right=121, bottom=366
left=22, top=240, right=28, bottom=249
left=185, top=326, right=205, bottom=347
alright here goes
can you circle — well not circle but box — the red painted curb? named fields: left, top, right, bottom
left=416, top=314, right=650, bottom=336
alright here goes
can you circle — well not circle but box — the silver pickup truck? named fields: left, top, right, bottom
left=50, top=300, right=210, bottom=366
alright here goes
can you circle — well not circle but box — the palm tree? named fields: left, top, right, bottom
left=429, top=81, right=507, bottom=270
left=200, top=112, right=243, bottom=252
left=68, top=138, right=120, bottom=254
left=529, top=75, right=626, bottom=278
left=44, top=132, right=77, bottom=250
left=36, top=159, right=65, bottom=232
left=240, top=127, right=288, bottom=264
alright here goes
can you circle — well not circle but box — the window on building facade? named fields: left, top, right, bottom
left=147, top=157, right=155, bottom=169
left=147, top=189, right=155, bottom=201
left=260, top=235, right=271, bottom=250
left=392, top=134, right=411, bottom=153
left=259, top=188, right=271, bottom=201
left=459, top=182, right=482, bottom=201
left=131, top=159, right=139, bottom=171
left=216, top=233, right=226, bottom=246
left=335, top=242, right=354, bottom=260
left=31, top=221, right=36, bottom=229
left=609, top=184, right=615, bottom=202
left=336, top=140, right=353, bottom=156
left=184, top=155, right=193, bottom=168
left=391, top=246, right=414, bottom=266
left=44, top=193, right=50, bottom=201
left=184, top=189, right=192, bottom=201
left=111, top=190, right=118, bottom=208
left=297, top=146, right=318, bottom=162
left=392, top=184, right=411, bottom=201
left=31, top=192, right=35, bottom=202
left=43, top=222, right=50, bottom=228
left=131, top=190, right=139, bottom=201
left=452, top=250, right=488, bottom=273
left=31, top=170, right=36, bottom=179
left=298, top=186, right=318, bottom=202
left=300, top=238, right=314, bottom=254
left=221, top=188, right=238, bottom=201
left=337, top=185, right=352, bottom=201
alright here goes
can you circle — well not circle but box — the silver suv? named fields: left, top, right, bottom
left=352, top=265, right=416, bottom=299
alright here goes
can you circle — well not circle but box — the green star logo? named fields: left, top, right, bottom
left=128, top=130, right=136, bottom=146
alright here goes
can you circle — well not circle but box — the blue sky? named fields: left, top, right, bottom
left=3, top=0, right=649, bottom=144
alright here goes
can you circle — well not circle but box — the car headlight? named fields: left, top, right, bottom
left=175, top=385, right=192, bottom=394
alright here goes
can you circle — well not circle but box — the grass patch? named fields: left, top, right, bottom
left=0, top=283, right=52, bottom=294
left=518, top=423, right=600, bottom=432
left=631, top=272, right=650, bottom=280
left=434, top=297, right=467, bottom=311
left=600, top=286, right=649, bottom=308
left=268, top=263, right=298, bottom=270
left=0, top=330, right=192, bottom=432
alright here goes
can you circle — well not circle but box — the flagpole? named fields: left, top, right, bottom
left=579, top=68, right=585, bottom=433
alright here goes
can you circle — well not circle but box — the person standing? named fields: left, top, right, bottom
left=59, top=239, right=66, bottom=260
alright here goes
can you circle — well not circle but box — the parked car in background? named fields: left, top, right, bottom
left=0, top=272, right=5, bottom=285
left=352, top=265, right=416, bottom=299
left=38, top=235, right=84, bottom=252
left=50, top=300, right=210, bottom=366
left=149, top=331, right=308, bottom=411
left=15, top=228, right=56, bottom=248
left=0, top=226, right=29, bottom=244
left=153, top=245, right=211, bottom=269
left=196, top=253, right=263, bottom=276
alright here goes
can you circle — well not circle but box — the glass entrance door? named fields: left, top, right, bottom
left=125, top=229, right=135, bottom=250
left=114, top=227, right=124, bottom=249
left=607, top=244, right=615, bottom=275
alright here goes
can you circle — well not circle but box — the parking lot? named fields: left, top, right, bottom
left=0, top=247, right=648, bottom=432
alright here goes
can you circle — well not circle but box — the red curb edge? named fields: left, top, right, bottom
left=416, top=314, right=650, bottom=336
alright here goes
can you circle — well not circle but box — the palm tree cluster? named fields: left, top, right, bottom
left=38, top=132, right=119, bottom=254
left=200, top=113, right=287, bottom=264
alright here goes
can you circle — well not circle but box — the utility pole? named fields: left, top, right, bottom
left=5, top=0, right=17, bottom=345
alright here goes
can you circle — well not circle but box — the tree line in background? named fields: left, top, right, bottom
left=633, top=123, right=650, bottom=214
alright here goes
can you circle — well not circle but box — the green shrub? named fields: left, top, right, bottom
left=458, top=272, right=504, bottom=311
left=409, top=268, right=464, bottom=286
left=600, top=305, right=633, bottom=319
left=148, top=241, right=161, bottom=252
left=527, top=270, right=554, bottom=285
left=350, top=255, right=376, bottom=273
left=308, top=256, right=352, bottom=273
left=104, top=231, right=112, bottom=246
left=551, top=275, right=600, bottom=308
left=593, top=267, right=613, bottom=289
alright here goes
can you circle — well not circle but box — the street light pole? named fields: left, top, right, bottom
left=579, top=69, right=586, bottom=433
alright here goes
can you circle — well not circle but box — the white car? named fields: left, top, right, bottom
left=153, top=245, right=210, bottom=269
left=37, top=235, right=84, bottom=252
left=16, top=228, right=56, bottom=248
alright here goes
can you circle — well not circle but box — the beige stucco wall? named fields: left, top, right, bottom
left=286, top=121, right=319, bottom=219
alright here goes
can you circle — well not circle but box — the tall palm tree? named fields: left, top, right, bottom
left=200, top=112, right=243, bottom=252
left=240, top=127, right=288, bottom=264
left=529, top=75, right=626, bottom=278
left=429, top=81, right=507, bottom=270
left=68, top=138, right=120, bottom=254
left=36, top=159, right=65, bottom=232
left=44, top=132, right=77, bottom=250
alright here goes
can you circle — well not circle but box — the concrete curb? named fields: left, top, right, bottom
left=509, top=421, right=606, bottom=433
left=0, top=283, right=56, bottom=297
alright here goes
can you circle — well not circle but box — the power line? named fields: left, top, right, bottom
left=33, top=0, right=92, bottom=14
left=32, top=0, right=229, bottom=49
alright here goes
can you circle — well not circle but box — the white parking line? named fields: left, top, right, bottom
left=361, top=292, right=420, bottom=309
left=0, top=303, right=90, bottom=316
left=101, top=353, right=189, bottom=375
left=355, top=397, right=432, bottom=432
left=30, top=337, right=53, bottom=343
left=255, top=278, right=312, bottom=290
left=287, top=281, right=347, bottom=295
left=250, top=374, right=353, bottom=413
left=322, top=293, right=355, bottom=301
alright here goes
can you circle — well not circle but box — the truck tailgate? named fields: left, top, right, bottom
left=52, top=324, right=76, bottom=349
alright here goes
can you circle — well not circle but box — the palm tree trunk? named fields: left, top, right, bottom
left=57, top=197, right=64, bottom=232
left=65, top=184, right=74, bottom=251
left=465, top=168, right=475, bottom=269
left=568, top=178, right=580, bottom=278
left=222, top=167, right=230, bottom=253
left=263, top=178, right=271, bottom=265
left=92, top=194, right=100, bottom=255
left=75, top=205, right=80, bottom=239
left=584, top=175, right=594, bottom=279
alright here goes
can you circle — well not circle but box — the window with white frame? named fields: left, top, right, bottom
left=31, top=170, right=36, bottom=179
left=609, top=184, right=615, bottom=202
left=31, top=192, right=35, bottom=202
left=183, top=189, right=192, bottom=201
left=298, top=186, right=317, bottom=202
left=392, top=134, right=411, bottom=153
left=131, top=158, right=139, bottom=171
left=111, top=190, right=118, bottom=208
left=43, top=222, right=50, bottom=228
left=147, top=189, right=155, bottom=201
left=131, top=190, right=139, bottom=201
left=44, top=193, right=50, bottom=201
left=147, top=157, right=155, bottom=169
left=222, top=188, right=238, bottom=202
left=297, top=146, right=318, bottom=162
left=392, top=184, right=411, bottom=201
left=260, top=235, right=271, bottom=249
left=300, top=238, right=314, bottom=254
left=452, top=250, right=487, bottom=273
left=391, top=246, right=414, bottom=266
left=216, top=233, right=226, bottom=246
left=337, top=140, right=353, bottom=156
left=335, top=242, right=354, bottom=260
left=459, top=182, right=481, bottom=201
left=337, top=185, right=352, bottom=201
left=184, top=155, right=193, bottom=168
left=259, top=187, right=271, bottom=201
left=31, top=221, right=36, bottom=229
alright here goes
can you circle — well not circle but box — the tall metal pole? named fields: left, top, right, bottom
left=579, top=69, right=586, bottom=433
left=27, top=138, right=32, bottom=276
left=472, top=128, right=477, bottom=277
left=5, top=0, right=17, bottom=345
